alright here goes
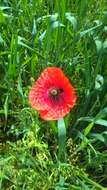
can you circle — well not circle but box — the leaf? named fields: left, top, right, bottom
left=91, top=133, right=105, bottom=142
left=78, top=107, right=107, bottom=128
left=78, top=116, right=94, bottom=122
left=0, top=34, right=4, bottom=44
left=18, top=36, right=34, bottom=51
left=17, top=74, right=23, bottom=98
left=50, top=13, right=58, bottom=22
left=103, top=40, right=107, bottom=49
left=32, top=18, right=37, bottom=36
left=51, top=21, right=65, bottom=30
left=65, top=12, right=77, bottom=31
left=95, top=74, right=104, bottom=90
left=95, top=119, right=107, bottom=127
left=38, top=30, right=46, bottom=45
left=55, top=175, right=68, bottom=190
left=0, top=6, right=11, bottom=10
left=80, top=136, right=89, bottom=149
left=102, top=131, right=107, bottom=135
left=80, top=181, right=91, bottom=190
left=0, top=10, right=6, bottom=23
left=94, top=39, right=103, bottom=53
left=56, top=176, right=65, bottom=187
left=96, top=107, right=107, bottom=119
left=36, top=14, right=52, bottom=23
left=79, top=24, right=102, bottom=38
left=4, top=95, right=8, bottom=121
left=84, top=122, right=94, bottom=136
left=57, top=118, right=66, bottom=162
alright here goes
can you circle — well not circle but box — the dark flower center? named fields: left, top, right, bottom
left=49, top=88, right=63, bottom=98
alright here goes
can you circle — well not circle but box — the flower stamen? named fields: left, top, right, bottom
left=49, top=88, right=63, bottom=97
left=50, top=89, right=58, bottom=96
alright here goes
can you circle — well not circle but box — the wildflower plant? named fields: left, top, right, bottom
left=29, top=67, right=76, bottom=161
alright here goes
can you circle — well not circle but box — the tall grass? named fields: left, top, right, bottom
left=0, top=0, right=107, bottom=189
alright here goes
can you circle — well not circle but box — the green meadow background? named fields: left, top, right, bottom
left=0, top=0, right=107, bottom=189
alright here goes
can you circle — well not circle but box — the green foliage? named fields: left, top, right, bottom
left=0, top=0, right=107, bottom=189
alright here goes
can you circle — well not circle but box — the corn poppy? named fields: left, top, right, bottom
left=29, top=67, right=76, bottom=120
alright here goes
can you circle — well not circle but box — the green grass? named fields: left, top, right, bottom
left=0, top=0, right=107, bottom=189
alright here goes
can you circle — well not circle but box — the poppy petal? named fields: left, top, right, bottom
left=29, top=67, right=76, bottom=120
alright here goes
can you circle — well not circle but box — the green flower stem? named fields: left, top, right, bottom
left=80, top=172, right=107, bottom=190
left=57, top=118, right=66, bottom=162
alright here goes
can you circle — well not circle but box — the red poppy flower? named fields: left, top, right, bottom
left=29, top=67, right=76, bottom=120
